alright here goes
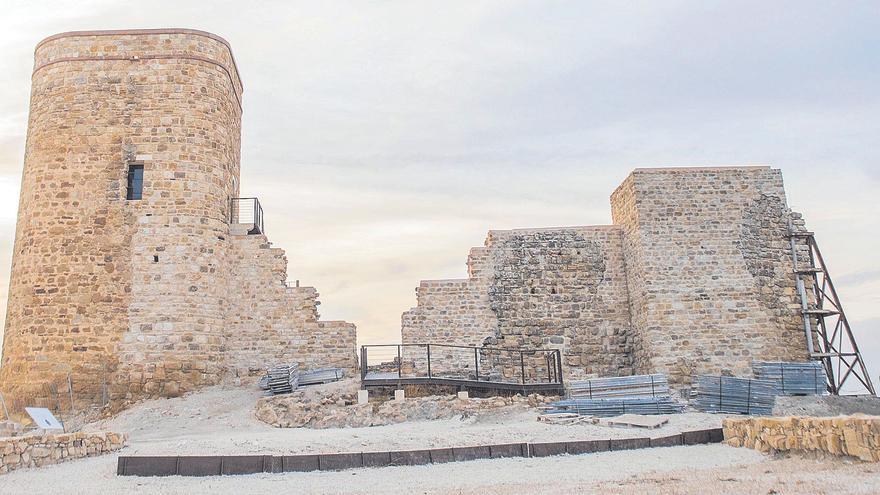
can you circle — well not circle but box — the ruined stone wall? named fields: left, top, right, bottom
left=610, top=167, right=808, bottom=383
left=0, top=29, right=356, bottom=411
left=224, top=232, right=357, bottom=376
left=486, top=227, right=632, bottom=379
left=403, top=166, right=809, bottom=385
left=401, top=227, right=633, bottom=380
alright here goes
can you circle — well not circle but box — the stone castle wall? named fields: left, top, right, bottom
left=0, top=29, right=355, bottom=412
left=609, top=167, right=808, bottom=383
left=402, top=226, right=633, bottom=381
left=402, top=167, right=809, bottom=384
left=224, top=232, right=357, bottom=376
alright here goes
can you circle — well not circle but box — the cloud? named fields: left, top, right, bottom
left=0, top=1, right=878, bottom=356
left=837, top=270, right=880, bottom=287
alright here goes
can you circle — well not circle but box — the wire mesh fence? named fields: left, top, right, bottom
left=0, top=370, right=112, bottom=433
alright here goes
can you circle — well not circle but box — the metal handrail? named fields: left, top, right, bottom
left=360, top=343, right=563, bottom=387
left=361, top=343, right=549, bottom=353
left=230, top=197, right=264, bottom=235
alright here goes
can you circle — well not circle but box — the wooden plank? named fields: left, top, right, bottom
left=607, top=414, right=669, bottom=429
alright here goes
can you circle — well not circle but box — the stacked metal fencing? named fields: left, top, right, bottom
left=259, top=366, right=346, bottom=395
left=691, top=375, right=778, bottom=415
left=261, top=364, right=300, bottom=395
left=298, top=368, right=345, bottom=386
left=548, top=374, right=683, bottom=417
left=569, top=374, right=669, bottom=399
left=753, top=361, right=828, bottom=396
left=545, top=396, right=684, bottom=417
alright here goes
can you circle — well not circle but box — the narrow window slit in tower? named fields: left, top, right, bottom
left=126, top=164, right=144, bottom=200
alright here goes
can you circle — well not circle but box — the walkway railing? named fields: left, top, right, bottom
left=360, top=343, right=563, bottom=391
left=230, top=197, right=264, bottom=235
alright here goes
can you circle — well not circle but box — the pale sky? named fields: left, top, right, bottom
left=0, top=1, right=878, bottom=388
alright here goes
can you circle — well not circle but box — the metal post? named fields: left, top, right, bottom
left=427, top=344, right=432, bottom=378
left=67, top=373, right=75, bottom=414
left=789, top=221, right=814, bottom=355
left=474, top=347, right=479, bottom=380
left=556, top=350, right=564, bottom=386
left=547, top=354, right=551, bottom=383
left=520, top=351, right=525, bottom=385
left=397, top=345, right=402, bottom=378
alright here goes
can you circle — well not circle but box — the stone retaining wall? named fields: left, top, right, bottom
left=723, top=416, right=880, bottom=461
left=0, top=431, right=126, bottom=474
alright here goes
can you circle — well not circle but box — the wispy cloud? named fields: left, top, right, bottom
left=0, top=1, right=878, bottom=362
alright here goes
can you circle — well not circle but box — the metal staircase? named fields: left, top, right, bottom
left=789, top=225, right=875, bottom=395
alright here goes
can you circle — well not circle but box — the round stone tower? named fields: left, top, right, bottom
left=0, top=29, right=243, bottom=410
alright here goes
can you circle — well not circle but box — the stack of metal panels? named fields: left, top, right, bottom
left=569, top=374, right=669, bottom=399
left=691, top=375, right=778, bottom=415
left=298, top=368, right=345, bottom=386
left=265, top=363, right=300, bottom=395
left=545, top=397, right=684, bottom=417
left=753, top=361, right=828, bottom=396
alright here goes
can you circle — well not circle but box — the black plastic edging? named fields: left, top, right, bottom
left=117, top=427, right=724, bottom=477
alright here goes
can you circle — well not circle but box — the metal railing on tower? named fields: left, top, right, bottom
left=230, top=197, right=264, bottom=235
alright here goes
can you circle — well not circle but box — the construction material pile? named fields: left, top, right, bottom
left=569, top=374, right=669, bottom=399
left=298, top=368, right=345, bottom=386
left=753, top=361, right=828, bottom=396
left=544, top=396, right=683, bottom=417
left=260, top=364, right=300, bottom=395
left=259, top=366, right=346, bottom=396
left=546, top=374, right=682, bottom=417
left=691, top=375, right=778, bottom=415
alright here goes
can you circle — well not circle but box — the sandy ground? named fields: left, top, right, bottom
left=81, top=385, right=726, bottom=455
left=2, top=444, right=878, bottom=495
left=2, top=385, right=877, bottom=494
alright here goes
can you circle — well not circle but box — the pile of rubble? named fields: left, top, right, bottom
left=255, top=381, right=556, bottom=429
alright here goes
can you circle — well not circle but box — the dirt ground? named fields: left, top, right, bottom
left=1, top=444, right=877, bottom=495
left=773, top=394, right=880, bottom=416
left=2, top=384, right=878, bottom=494
left=80, top=383, right=726, bottom=455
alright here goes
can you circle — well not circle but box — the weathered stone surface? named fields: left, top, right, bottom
left=0, top=431, right=126, bottom=475
left=723, top=415, right=880, bottom=462
left=402, top=167, right=809, bottom=385
left=0, top=29, right=357, bottom=413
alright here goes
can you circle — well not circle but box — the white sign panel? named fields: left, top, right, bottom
left=25, top=407, right=64, bottom=430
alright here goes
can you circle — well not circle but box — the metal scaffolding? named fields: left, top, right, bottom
left=789, top=228, right=875, bottom=395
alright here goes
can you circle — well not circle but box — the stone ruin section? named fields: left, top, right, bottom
left=402, top=226, right=634, bottom=381
left=0, top=29, right=356, bottom=413
left=610, top=167, right=808, bottom=384
left=402, top=166, right=809, bottom=385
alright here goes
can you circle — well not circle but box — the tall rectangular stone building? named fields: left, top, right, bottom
left=0, top=29, right=357, bottom=412
left=402, top=166, right=810, bottom=384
